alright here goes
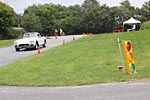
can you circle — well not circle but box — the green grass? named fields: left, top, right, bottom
left=0, top=29, right=150, bottom=86
left=0, top=39, right=15, bottom=48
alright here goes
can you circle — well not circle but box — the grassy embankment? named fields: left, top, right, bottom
left=0, top=29, right=150, bottom=86
left=0, top=39, right=15, bottom=48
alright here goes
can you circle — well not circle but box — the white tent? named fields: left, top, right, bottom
left=123, top=17, right=141, bottom=25
left=123, top=17, right=141, bottom=32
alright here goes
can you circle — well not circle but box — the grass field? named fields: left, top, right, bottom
left=0, top=39, right=15, bottom=48
left=0, top=29, right=150, bottom=86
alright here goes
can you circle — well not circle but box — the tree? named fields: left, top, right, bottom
left=21, top=14, right=41, bottom=32
left=0, top=1, right=16, bottom=39
left=81, top=0, right=102, bottom=33
left=58, top=5, right=82, bottom=35
left=141, top=1, right=150, bottom=22
left=20, top=0, right=145, bottom=35
left=99, top=5, right=113, bottom=33
left=23, top=3, right=58, bottom=35
left=14, top=14, right=22, bottom=27
left=81, top=0, right=100, bottom=12
left=120, top=0, right=136, bottom=19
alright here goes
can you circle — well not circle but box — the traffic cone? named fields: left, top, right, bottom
left=62, top=40, right=65, bottom=45
left=55, top=35, right=57, bottom=39
left=38, top=47, right=40, bottom=54
left=72, top=36, right=75, bottom=41
left=83, top=32, right=87, bottom=36
left=54, top=32, right=58, bottom=39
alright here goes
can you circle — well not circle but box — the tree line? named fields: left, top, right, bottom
left=0, top=0, right=150, bottom=39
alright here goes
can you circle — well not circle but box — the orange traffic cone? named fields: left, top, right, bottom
left=38, top=47, right=40, bottom=54
left=62, top=40, right=65, bottom=45
left=83, top=32, right=87, bottom=36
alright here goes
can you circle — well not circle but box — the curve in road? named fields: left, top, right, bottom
left=0, top=81, right=150, bottom=100
left=0, top=35, right=82, bottom=67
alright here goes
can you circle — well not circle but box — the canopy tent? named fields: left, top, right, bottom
left=123, top=17, right=141, bottom=25
left=123, top=17, right=141, bottom=31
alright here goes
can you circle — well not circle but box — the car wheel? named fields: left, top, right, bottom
left=34, top=42, right=38, bottom=50
left=15, top=48, right=20, bottom=51
left=43, top=40, right=46, bottom=48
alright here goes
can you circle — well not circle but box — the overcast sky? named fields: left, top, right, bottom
left=1, top=0, right=148, bottom=14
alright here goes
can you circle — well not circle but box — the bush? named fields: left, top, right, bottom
left=0, top=27, right=25, bottom=39
left=10, top=28, right=26, bottom=39
left=140, top=21, right=150, bottom=30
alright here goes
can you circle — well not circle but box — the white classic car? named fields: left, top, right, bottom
left=14, top=32, right=46, bottom=51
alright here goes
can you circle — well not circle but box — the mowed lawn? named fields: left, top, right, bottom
left=0, top=30, right=150, bottom=86
left=0, top=39, right=15, bottom=48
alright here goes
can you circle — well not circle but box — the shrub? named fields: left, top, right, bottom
left=140, top=21, right=150, bottom=30
left=0, top=27, right=25, bottom=39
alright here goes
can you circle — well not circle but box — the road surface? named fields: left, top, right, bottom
left=0, top=81, right=150, bottom=100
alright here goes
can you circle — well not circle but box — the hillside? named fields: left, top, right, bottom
left=0, top=30, right=150, bottom=86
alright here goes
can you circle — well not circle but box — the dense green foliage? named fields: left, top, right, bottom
left=0, top=29, right=150, bottom=86
left=0, top=0, right=150, bottom=39
left=21, top=14, right=41, bottom=32
left=141, top=1, right=150, bottom=22
left=20, top=0, right=150, bottom=36
left=140, top=21, right=150, bottom=30
left=0, top=1, right=16, bottom=39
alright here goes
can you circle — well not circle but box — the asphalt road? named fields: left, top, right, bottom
left=0, top=35, right=82, bottom=67
left=0, top=81, right=150, bottom=100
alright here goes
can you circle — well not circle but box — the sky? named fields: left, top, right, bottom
left=0, top=0, right=149, bottom=14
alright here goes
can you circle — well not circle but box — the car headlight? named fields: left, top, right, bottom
left=29, top=41, right=35, bottom=44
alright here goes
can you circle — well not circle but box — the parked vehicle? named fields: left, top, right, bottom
left=14, top=32, right=46, bottom=51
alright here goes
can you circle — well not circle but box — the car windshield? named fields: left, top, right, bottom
left=23, top=33, right=37, bottom=38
